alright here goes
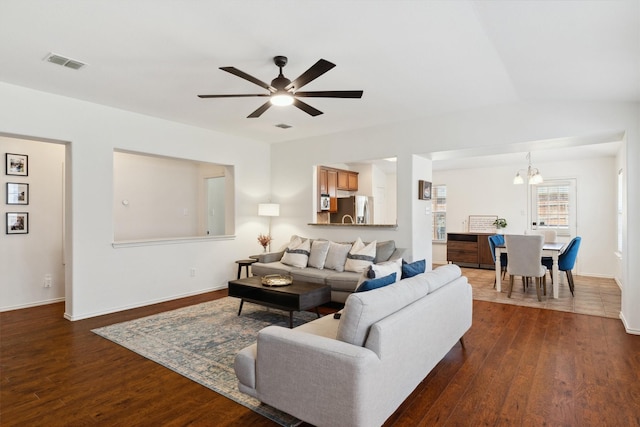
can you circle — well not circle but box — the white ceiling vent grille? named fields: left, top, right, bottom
left=44, top=52, right=87, bottom=70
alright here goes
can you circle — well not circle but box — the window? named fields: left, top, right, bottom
left=432, top=185, right=446, bottom=241
left=531, top=179, right=576, bottom=237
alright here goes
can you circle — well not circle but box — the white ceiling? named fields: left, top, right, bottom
left=1, top=0, right=638, bottom=154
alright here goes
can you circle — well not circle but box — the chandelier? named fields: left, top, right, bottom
left=513, top=152, right=543, bottom=185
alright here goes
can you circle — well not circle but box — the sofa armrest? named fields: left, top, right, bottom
left=256, top=250, right=284, bottom=263
left=255, top=326, right=383, bottom=426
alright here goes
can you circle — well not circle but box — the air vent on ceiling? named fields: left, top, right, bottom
left=44, top=52, right=87, bottom=70
left=275, top=123, right=292, bottom=129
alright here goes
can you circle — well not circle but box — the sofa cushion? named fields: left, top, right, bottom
left=294, top=311, right=340, bottom=339
left=369, top=258, right=403, bottom=283
left=324, top=241, right=352, bottom=272
left=281, top=236, right=311, bottom=268
left=355, top=272, right=397, bottom=293
left=337, top=274, right=432, bottom=346
left=291, top=267, right=331, bottom=284
left=251, top=261, right=293, bottom=277
left=374, top=240, right=396, bottom=263
left=324, top=270, right=363, bottom=292
left=307, top=239, right=330, bottom=269
left=401, top=259, right=426, bottom=279
left=344, top=238, right=376, bottom=273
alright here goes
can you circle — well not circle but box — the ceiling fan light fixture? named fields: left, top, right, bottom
left=270, top=93, right=294, bottom=106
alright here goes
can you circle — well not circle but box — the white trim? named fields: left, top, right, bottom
left=112, top=235, right=235, bottom=248
left=0, top=297, right=65, bottom=312
left=63, top=285, right=227, bottom=321
left=620, top=311, right=640, bottom=335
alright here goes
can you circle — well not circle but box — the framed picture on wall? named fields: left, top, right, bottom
left=418, top=180, right=432, bottom=200
left=6, top=182, right=29, bottom=205
left=6, top=153, right=28, bottom=176
left=6, top=212, right=29, bottom=234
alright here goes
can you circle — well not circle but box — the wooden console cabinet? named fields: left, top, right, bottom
left=447, top=232, right=495, bottom=269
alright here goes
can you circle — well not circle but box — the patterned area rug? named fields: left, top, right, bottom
left=92, top=297, right=318, bottom=426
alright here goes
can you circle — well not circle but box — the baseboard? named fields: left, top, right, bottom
left=64, top=285, right=227, bottom=321
left=0, top=297, right=65, bottom=313
left=614, top=276, right=623, bottom=290
left=576, top=272, right=615, bottom=279
left=620, top=311, right=640, bottom=335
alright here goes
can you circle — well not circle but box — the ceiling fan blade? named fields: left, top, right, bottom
left=198, top=94, right=270, bottom=98
left=220, top=66, right=275, bottom=92
left=295, top=90, right=363, bottom=99
left=247, top=101, right=272, bottom=118
left=285, top=59, right=335, bottom=91
left=293, top=98, right=323, bottom=116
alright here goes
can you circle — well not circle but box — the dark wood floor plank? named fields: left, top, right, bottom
left=2, top=275, right=640, bottom=427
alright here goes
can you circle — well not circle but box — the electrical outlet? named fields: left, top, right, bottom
left=44, top=274, right=52, bottom=288
left=190, top=268, right=196, bottom=277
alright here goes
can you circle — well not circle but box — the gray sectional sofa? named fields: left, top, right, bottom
left=234, top=264, right=473, bottom=427
left=251, top=238, right=407, bottom=303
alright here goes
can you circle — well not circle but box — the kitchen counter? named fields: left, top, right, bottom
left=308, top=223, right=398, bottom=228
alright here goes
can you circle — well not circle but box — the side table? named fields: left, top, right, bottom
left=235, top=259, right=257, bottom=279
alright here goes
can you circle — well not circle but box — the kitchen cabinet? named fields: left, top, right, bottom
left=447, top=232, right=494, bottom=269
left=317, top=166, right=338, bottom=212
left=327, top=170, right=338, bottom=211
left=337, top=170, right=358, bottom=191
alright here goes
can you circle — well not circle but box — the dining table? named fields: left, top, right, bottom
left=495, top=240, right=565, bottom=298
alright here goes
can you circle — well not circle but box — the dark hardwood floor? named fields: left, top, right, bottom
left=2, top=290, right=640, bottom=426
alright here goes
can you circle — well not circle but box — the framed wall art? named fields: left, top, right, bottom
left=6, top=212, right=29, bottom=234
left=418, top=180, right=432, bottom=200
left=6, top=182, right=29, bottom=205
left=6, top=153, right=28, bottom=176
left=468, top=215, right=498, bottom=233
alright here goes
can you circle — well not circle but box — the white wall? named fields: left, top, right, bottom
left=0, top=82, right=271, bottom=319
left=432, top=156, right=618, bottom=278
left=0, top=136, right=65, bottom=310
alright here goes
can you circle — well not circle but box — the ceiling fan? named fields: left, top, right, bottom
left=198, top=56, right=363, bottom=118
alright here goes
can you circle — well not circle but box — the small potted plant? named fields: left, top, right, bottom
left=493, top=218, right=508, bottom=233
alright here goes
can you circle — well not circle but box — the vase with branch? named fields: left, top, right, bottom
left=257, top=233, right=272, bottom=252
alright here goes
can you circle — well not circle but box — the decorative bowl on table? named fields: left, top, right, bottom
left=261, top=274, right=293, bottom=287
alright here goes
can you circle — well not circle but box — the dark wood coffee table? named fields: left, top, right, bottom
left=228, top=276, right=331, bottom=328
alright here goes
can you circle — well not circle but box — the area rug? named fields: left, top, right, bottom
left=92, top=297, right=318, bottom=426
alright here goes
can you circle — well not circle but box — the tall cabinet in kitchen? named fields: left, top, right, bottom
left=317, top=166, right=338, bottom=213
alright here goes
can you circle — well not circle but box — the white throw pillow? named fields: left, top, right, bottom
left=307, top=240, right=330, bottom=269
left=344, top=237, right=377, bottom=273
left=370, top=258, right=403, bottom=283
left=324, top=241, right=352, bottom=272
left=281, top=237, right=311, bottom=268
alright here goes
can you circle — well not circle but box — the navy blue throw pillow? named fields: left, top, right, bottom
left=355, top=273, right=397, bottom=293
left=401, top=259, right=426, bottom=279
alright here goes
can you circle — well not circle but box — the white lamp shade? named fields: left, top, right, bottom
left=258, top=203, right=280, bottom=217
left=513, top=173, right=524, bottom=185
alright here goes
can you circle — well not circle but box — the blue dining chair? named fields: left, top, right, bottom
left=542, top=236, right=581, bottom=295
left=488, top=235, right=508, bottom=287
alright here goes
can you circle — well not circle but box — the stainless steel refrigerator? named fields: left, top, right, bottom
left=331, top=195, right=373, bottom=224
